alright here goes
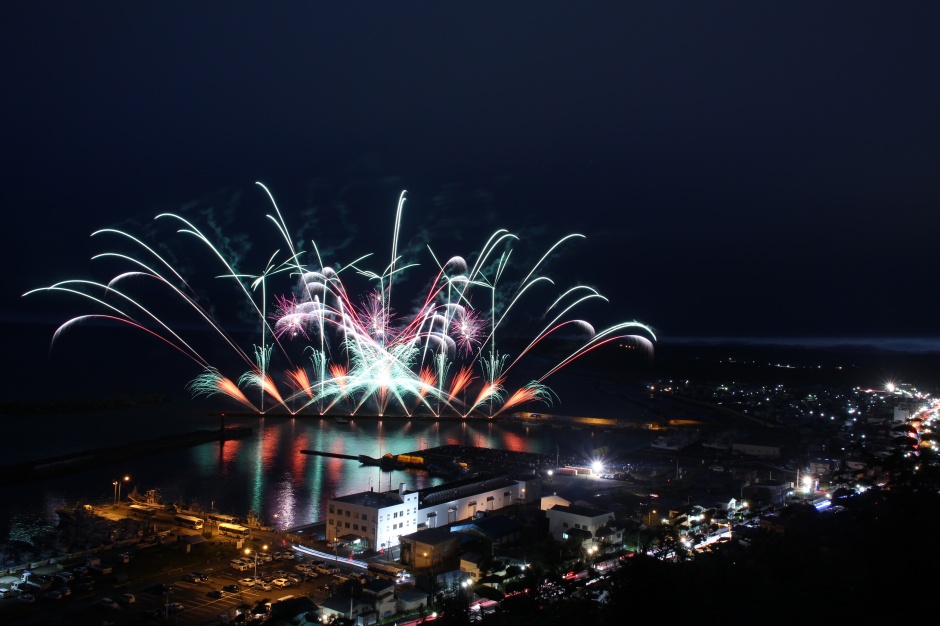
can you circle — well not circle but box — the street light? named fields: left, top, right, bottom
left=648, top=509, right=657, bottom=527
left=113, top=475, right=129, bottom=505
left=245, top=544, right=268, bottom=582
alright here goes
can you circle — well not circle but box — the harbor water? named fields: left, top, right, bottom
left=0, top=378, right=720, bottom=548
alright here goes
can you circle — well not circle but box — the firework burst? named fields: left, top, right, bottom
left=25, top=183, right=656, bottom=418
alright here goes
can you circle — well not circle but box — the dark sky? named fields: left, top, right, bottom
left=3, top=2, right=940, bottom=398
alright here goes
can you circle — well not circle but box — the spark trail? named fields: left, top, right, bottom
left=25, top=184, right=656, bottom=418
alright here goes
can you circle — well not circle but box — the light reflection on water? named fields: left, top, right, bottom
left=1, top=398, right=681, bottom=543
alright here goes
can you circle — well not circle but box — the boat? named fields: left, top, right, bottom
left=127, top=488, right=172, bottom=510
left=650, top=433, right=698, bottom=451
left=650, top=437, right=682, bottom=451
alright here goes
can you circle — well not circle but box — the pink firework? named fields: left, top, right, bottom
left=271, top=294, right=310, bottom=340
left=357, top=289, right=392, bottom=342
left=451, top=308, right=486, bottom=356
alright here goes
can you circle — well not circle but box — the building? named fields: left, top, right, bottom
left=361, top=579, right=397, bottom=620
left=732, top=439, right=783, bottom=458
left=459, top=552, right=486, bottom=583
left=450, top=515, right=524, bottom=549
left=396, top=588, right=431, bottom=613
left=399, top=525, right=464, bottom=570
left=325, top=473, right=538, bottom=551
left=326, top=483, right=418, bottom=553
left=318, top=595, right=373, bottom=625
left=545, top=504, right=616, bottom=547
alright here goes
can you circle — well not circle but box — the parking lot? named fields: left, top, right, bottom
left=0, top=547, right=372, bottom=625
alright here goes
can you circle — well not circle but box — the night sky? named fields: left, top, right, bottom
left=3, top=2, right=940, bottom=399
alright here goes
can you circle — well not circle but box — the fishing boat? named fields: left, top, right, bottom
left=650, top=433, right=698, bottom=451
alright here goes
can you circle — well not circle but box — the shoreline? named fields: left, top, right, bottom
left=0, top=427, right=252, bottom=486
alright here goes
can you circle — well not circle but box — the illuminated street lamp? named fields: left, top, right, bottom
left=245, top=544, right=268, bottom=581
left=113, top=475, right=129, bottom=505
left=586, top=544, right=598, bottom=565
left=648, top=510, right=657, bottom=527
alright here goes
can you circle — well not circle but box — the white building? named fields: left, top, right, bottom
left=545, top=504, right=615, bottom=544
left=326, top=483, right=418, bottom=552
left=325, top=474, right=539, bottom=551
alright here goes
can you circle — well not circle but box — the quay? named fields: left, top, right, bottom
left=0, top=426, right=252, bottom=485
left=300, top=449, right=359, bottom=461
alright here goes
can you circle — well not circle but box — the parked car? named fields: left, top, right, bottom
left=167, top=602, right=184, bottom=614
left=121, top=593, right=136, bottom=604
left=287, top=573, right=302, bottom=584
left=208, top=589, right=226, bottom=598
left=44, top=590, right=63, bottom=601
left=100, top=597, right=120, bottom=609
left=272, top=578, right=291, bottom=588
left=238, top=577, right=257, bottom=588
left=58, top=586, right=72, bottom=597
left=256, top=580, right=273, bottom=591
left=222, top=584, right=240, bottom=593
left=19, top=593, right=35, bottom=603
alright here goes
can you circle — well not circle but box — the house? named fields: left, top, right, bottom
left=266, top=596, right=319, bottom=626
left=399, top=525, right=464, bottom=569
left=743, top=479, right=788, bottom=506
left=540, top=494, right=571, bottom=511
left=396, top=587, right=431, bottom=614
left=318, top=594, right=373, bottom=625
left=361, top=579, right=396, bottom=619
left=545, top=504, right=615, bottom=546
left=459, top=552, right=486, bottom=583
left=450, top=514, right=524, bottom=549
left=432, top=569, right=473, bottom=598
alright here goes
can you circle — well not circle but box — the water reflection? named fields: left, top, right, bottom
left=0, top=414, right=655, bottom=539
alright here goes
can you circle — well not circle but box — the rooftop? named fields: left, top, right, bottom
left=331, top=490, right=403, bottom=508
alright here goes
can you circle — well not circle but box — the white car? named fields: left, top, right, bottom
left=272, top=578, right=291, bottom=588
left=100, top=597, right=120, bottom=609
left=238, top=577, right=257, bottom=588
left=256, top=580, right=273, bottom=591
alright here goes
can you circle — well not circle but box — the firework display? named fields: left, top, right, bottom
left=26, top=184, right=655, bottom=417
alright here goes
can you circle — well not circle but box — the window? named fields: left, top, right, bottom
left=353, top=524, right=359, bottom=531
left=345, top=522, right=350, bottom=529
left=394, top=512, right=398, bottom=518
left=346, top=511, right=351, bottom=517
left=328, top=519, right=334, bottom=525
left=329, top=506, right=335, bottom=514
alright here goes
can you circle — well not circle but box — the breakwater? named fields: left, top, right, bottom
left=0, top=427, right=252, bottom=485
